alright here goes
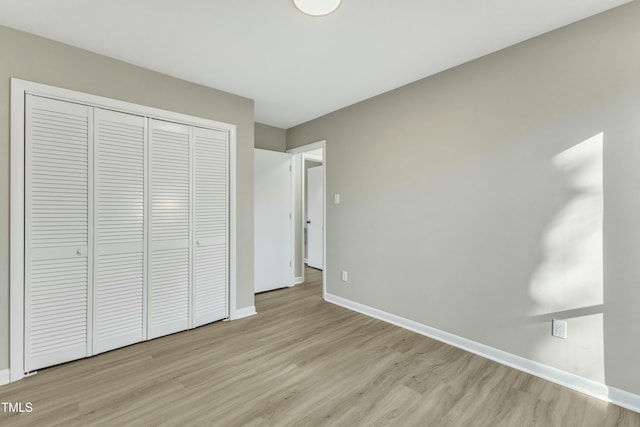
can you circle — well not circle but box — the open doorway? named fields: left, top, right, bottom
left=288, top=141, right=326, bottom=299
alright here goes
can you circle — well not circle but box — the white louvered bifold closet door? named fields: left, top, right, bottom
left=23, top=92, right=231, bottom=372
left=93, top=109, right=146, bottom=354
left=148, top=119, right=191, bottom=339
left=25, top=95, right=92, bottom=372
left=193, top=127, right=229, bottom=327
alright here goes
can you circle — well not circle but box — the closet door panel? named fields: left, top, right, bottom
left=93, top=108, right=146, bottom=354
left=148, top=120, right=191, bottom=339
left=193, top=127, right=229, bottom=326
left=25, top=95, right=91, bottom=372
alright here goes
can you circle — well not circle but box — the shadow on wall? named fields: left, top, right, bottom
left=527, top=132, right=605, bottom=383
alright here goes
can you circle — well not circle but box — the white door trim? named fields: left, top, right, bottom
left=290, top=156, right=300, bottom=286
left=286, top=141, right=326, bottom=300
left=10, top=78, right=238, bottom=382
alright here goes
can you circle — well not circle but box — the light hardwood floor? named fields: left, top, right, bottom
left=1, top=267, right=639, bottom=426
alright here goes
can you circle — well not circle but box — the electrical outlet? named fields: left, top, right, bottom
left=552, top=319, right=567, bottom=339
left=341, top=270, right=348, bottom=282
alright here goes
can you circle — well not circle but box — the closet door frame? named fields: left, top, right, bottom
left=9, top=78, right=238, bottom=383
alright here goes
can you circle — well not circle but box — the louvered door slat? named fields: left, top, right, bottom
left=93, top=108, right=146, bottom=354
left=25, top=95, right=91, bottom=372
left=148, top=119, right=191, bottom=339
left=193, top=127, right=228, bottom=327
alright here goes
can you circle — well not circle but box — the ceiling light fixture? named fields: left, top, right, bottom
left=293, top=0, right=342, bottom=16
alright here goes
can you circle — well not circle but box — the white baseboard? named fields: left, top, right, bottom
left=230, top=306, right=257, bottom=320
left=609, top=388, right=640, bottom=414
left=0, top=369, right=10, bottom=386
left=293, top=276, right=304, bottom=285
left=325, top=293, right=640, bottom=414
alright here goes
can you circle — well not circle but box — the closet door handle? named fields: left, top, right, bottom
left=196, top=240, right=201, bottom=246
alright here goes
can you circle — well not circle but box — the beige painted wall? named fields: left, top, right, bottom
left=255, top=122, right=286, bottom=152
left=0, top=25, right=255, bottom=371
left=287, top=2, right=640, bottom=394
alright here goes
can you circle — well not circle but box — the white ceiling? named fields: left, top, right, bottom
left=0, top=0, right=631, bottom=129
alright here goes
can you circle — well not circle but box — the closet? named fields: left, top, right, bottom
left=24, top=95, right=229, bottom=372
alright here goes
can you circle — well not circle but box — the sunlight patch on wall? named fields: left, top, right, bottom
left=529, top=132, right=603, bottom=313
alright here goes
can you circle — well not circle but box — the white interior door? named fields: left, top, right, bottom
left=193, top=127, right=229, bottom=327
left=148, top=119, right=191, bottom=339
left=254, top=149, right=291, bottom=293
left=24, top=95, right=92, bottom=372
left=306, top=165, right=323, bottom=270
left=93, top=108, right=146, bottom=354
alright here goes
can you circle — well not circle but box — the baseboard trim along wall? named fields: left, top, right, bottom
left=0, top=369, right=10, bottom=386
left=294, top=276, right=304, bottom=285
left=325, top=293, right=640, bottom=414
left=231, top=306, right=257, bottom=320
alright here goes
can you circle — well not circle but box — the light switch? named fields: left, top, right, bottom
left=334, top=194, right=340, bottom=204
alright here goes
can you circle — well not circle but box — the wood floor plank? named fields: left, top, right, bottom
left=0, top=266, right=638, bottom=426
